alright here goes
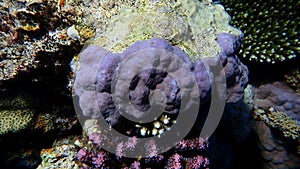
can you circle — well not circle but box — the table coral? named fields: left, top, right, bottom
left=221, top=0, right=300, bottom=63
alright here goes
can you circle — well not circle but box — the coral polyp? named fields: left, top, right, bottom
left=222, top=0, right=300, bottom=63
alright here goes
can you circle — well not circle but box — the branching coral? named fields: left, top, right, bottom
left=253, top=108, right=300, bottom=139
left=284, top=68, right=300, bottom=93
left=221, top=0, right=300, bottom=63
left=253, top=82, right=300, bottom=121
left=75, top=131, right=210, bottom=168
left=252, top=82, right=300, bottom=140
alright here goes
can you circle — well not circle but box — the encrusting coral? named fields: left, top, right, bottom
left=252, top=120, right=300, bottom=169
left=37, top=137, right=80, bottom=169
left=0, top=92, right=35, bottom=135
left=250, top=82, right=300, bottom=167
left=0, top=0, right=94, bottom=81
left=0, top=109, right=35, bottom=135
left=89, top=0, right=242, bottom=61
left=221, top=0, right=300, bottom=63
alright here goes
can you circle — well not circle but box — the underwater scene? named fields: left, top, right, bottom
left=0, top=0, right=299, bottom=168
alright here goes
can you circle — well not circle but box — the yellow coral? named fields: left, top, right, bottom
left=74, top=25, right=96, bottom=43
left=222, top=0, right=299, bottom=63
left=0, top=109, right=35, bottom=135
left=34, top=113, right=55, bottom=133
left=267, top=109, right=300, bottom=139
left=20, top=24, right=40, bottom=31
left=297, top=139, right=300, bottom=154
left=285, top=68, right=300, bottom=93
left=93, top=0, right=242, bottom=61
left=254, top=108, right=300, bottom=139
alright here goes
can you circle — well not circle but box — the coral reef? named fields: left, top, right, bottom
left=37, top=121, right=210, bottom=168
left=247, top=81, right=300, bottom=168
left=0, top=89, right=79, bottom=136
left=74, top=37, right=248, bottom=136
left=38, top=142, right=80, bottom=169
left=252, top=120, right=300, bottom=169
left=90, top=0, right=242, bottom=61
left=254, top=108, right=300, bottom=140
left=0, top=91, right=34, bottom=110
left=6, top=0, right=298, bottom=169
left=0, top=2, right=84, bottom=166
left=0, top=88, right=80, bottom=167
left=0, top=109, right=35, bottom=135
left=285, top=68, right=300, bottom=93
left=0, top=0, right=91, bottom=81
left=75, top=128, right=210, bottom=168
left=221, top=0, right=300, bottom=63
left=253, top=82, right=300, bottom=121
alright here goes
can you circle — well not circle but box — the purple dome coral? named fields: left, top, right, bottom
left=74, top=35, right=248, bottom=136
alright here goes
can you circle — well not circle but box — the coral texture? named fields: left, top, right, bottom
left=254, top=108, right=300, bottom=139
left=0, top=89, right=79, bottom=136
left=90, top=0, right=242, bottom=61
left=250, top=82, right=300, bottom=168
left=253, top=82, right=300, bottom=121
left=0, top=109, right=35, bottom=135
left=222, top=0, right=300, bottom=63
left=285, top=68, right=300, bottom=93
left=38, top=144, right=79, bottom=169
left=217, top=33, right=248, bottom=103
left=75, top=128, right=210, bottom=168
left=74, top=37, right=248, bottom=136
left=0, top=0, right=91, bottom=81
left=252, top=120, right=300, bottom=169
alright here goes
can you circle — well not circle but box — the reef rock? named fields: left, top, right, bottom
left=253, top=82, right=300, bottom=121
left=252, top=120, right=300, bottom=169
